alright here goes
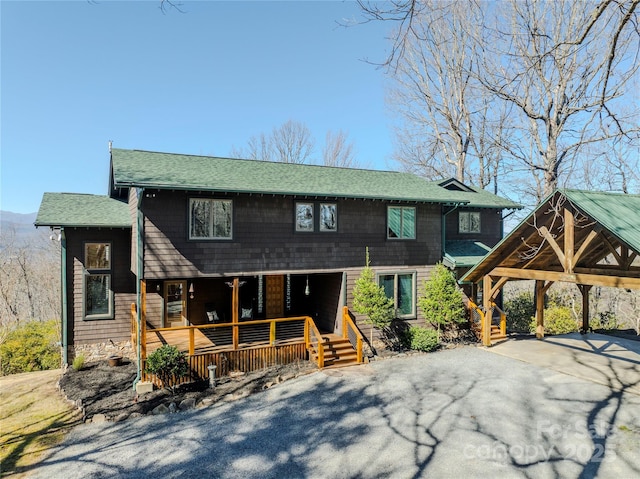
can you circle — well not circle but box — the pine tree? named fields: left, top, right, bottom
left=352, top=248, right=395, bottom=345
left=418, top=263, right=466, bottom=341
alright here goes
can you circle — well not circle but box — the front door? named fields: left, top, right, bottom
left=265, top=275, right=284, bottom=319
left=164, top=281, right=187, bottom=328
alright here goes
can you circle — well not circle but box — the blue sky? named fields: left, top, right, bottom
left=1, top=0, right=394, bottom=214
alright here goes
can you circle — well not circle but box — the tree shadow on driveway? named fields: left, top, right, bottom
left=28, top=346, right=640, bottom=479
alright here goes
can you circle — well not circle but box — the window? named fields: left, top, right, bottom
left=189, top=198, right=232, bottom=239
left=379, top=272, right=416, bottom=319
left=387, top=206, right=415, bottom=239
left=459, top=211, right=481, bottom=233
left=319, top=203, right=337, bottom=232
left=84, top=243, right=113, bottom=319
left=295, top=202, right=314, bottom=232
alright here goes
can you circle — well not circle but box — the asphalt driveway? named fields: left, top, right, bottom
left=29, top=338, right=640, bottom=479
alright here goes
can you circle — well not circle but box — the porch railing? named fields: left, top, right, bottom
left=304, top=316, right=325, bottom=368
left=342, top=306, right=364, bottom=363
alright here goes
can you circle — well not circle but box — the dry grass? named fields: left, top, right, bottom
left=0, top=369, right=81, bottom=477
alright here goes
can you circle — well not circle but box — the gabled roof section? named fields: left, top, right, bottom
left=439, top=178, right=475, bottom=192
left=563, top=189, right=640, bottom=254
left=110, top=148, right=520, bottom=208
left=35, top=193, right=131, bottom=228
left=461, top=189, right=640, bottom=284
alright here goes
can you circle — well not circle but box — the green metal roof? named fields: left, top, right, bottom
left=563, top=189, right=640, bottom=254
left=460, top=188, right=640, bottom=283
left=443, top=240, right=492, bottom=269
left=35, top=193, right=131, bottom=228
left=110, top=148, right=521, bottom=208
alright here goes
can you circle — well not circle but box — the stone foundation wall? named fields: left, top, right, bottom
left=69, top=340, right=135, bottom=363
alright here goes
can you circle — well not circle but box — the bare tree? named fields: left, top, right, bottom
left=358, top=0, right=640, bottom=201
left=0, top=228, right=60, bottom=340
left=476, top=0, right=640, bottom=200
left=322, top=130, right=359, bottom=167
left=271, top=120, right=315, bottom=164
left=231, top=120, right=315, bottom=164
left=387, top=0, right=511, bottom=191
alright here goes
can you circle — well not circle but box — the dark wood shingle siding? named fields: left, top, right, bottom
left=65, top=228, right=135, bottom=345
left=141, top=191, right=443, bottom=279
left=344, top=264, right=436, bottom=341
left=445, top=208, right=503, bottom=247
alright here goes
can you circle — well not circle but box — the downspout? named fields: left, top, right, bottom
left=60, top=228, right=68, bottom=366
left=133, top=188, right=144, bottom=390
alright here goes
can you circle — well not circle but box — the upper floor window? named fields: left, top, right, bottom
left=387, top=206, right=415, bottom=239
left=84, top=242, right=113, bottom=320
left=295, top=202, right=338, bottom=232
left=189, top=198, right=232, bottom=239
left=459, top=211, right=481, bottom=234
left=320, top=203, right=337, bottom=232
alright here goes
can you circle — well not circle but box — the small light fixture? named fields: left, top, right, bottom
left=189, top=283, right=195, bottom=299
left=305, top=276, right=310, bottom=296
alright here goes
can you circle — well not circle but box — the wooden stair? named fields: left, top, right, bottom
left=309, top=334, right=360, bottom=369
left=489, top=324, right=507, bottom=344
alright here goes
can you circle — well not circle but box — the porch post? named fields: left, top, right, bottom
left=482, top=275, right=492, bottom=347
left=579, top=284, right=592, bottom=333
left=535, top=280, right=545, bottom=339
left=232, top=277, right=239, bottom=349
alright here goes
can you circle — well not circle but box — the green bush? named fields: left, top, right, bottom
left=418, top=264, right=466, bottom=341
left=504, top=290, right=535, bottom=333
left=529, top=304, right=579, bottom=335
left=404, top=326, right=439, bottom=352
left=0, top=320, right=61, bottom=375
left=145, top=345, right=188, bottom=392
left=591, top=311, right=619, bottom=331
left=72, top=354, right=85, bottom=371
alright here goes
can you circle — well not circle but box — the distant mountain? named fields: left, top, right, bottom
left=1, top=211, right=44, bottom=245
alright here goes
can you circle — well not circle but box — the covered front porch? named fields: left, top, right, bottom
left=131, top=278, right=364, bottom=386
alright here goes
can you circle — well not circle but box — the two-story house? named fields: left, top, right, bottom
left=36, top=147, right=519, bottom=383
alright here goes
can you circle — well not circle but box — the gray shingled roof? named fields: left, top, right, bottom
left=111, top=148, right=521, bottom=209
left=35, top=193, right=131, bottom=228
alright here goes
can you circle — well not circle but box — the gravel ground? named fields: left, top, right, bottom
left=28, top=346, right=640, bottom=479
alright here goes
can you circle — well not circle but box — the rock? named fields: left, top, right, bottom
left=263, top=381, right=275, bottom=390
left=169, top=402, right=177, bottom=413
left=113, top=413, right=130, bottom=422
left=179, top=398, right=196, bottom=410
left=92, top=414, right=107, bottom=423
left=151, top=404, right=170, bottom=415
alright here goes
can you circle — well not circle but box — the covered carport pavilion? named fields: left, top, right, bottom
left=462, top=189, right=640, bottom=346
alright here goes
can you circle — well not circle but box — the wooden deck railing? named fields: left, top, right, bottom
left=342, top=306, right=363, bottom=363
left=304, top=316, right=325, bottom=368
left=468, top=300, right=486, bottom=341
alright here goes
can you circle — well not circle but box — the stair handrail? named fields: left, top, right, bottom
left=342, top=306, right=364, bottom=363
left=491, top=302, right=507, bottom=337
left=305, top=317, right=325, bottom=368
left=467, top=300, right=485, bottom=336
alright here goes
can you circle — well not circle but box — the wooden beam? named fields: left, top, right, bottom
left=600, top=233, right=623, bottom=266
left=482, top=275, right=492, bottom=346
left=564, top=208, right=574, bottom=273
left=535, top=280, right=545, bottom=339
left=490, top=267, right=640, bottom=290
left=488, top=276, right=509, bottom=302
left=578, top=284, right=592, bottom=333
left=540, top=226, right=565, bottom=269
left=573, top=229, right=599, bottom=266
left=232, top=277, right=239, bottom=349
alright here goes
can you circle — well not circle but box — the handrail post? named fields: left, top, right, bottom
left=342, top=306, right=348, bottom=339
left=189, top=327, right=195, bottom=356
left=356, top=336, right=363, bottom=363
left=304, top=317, right=309, bottom=349
left=270, top=320, right=276, bottom=345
